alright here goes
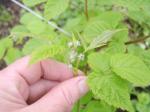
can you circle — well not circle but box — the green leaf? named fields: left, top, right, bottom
left=111, top=54, right=150, bottom=86
left=23, top=38, right=50, bottom=55
left=11, top=25, right=30, bottom=39
left=23, top=0, right=47, bottom=7
left=141, top=50, right=150, bottom=69
left=128, top=45, right=150, bottom=69
left=30, top=45, right=64, bottom=64
left=4, top=48, right=22, bottom=64
left=26, top=19, right=47, bottom=35
left=87, top=72, right=133, bottom=111
left=137, top=93, right=150, bottom=105
left=0, top=38, right=13, bottom=59
left=88, top=53, right=110, bottom=73
left=80, top=92, right=93, bottom=105
left=95, top=11, right=123, bottom=28
left=84, top=101, right=115, bottom=112
left=106, top=42, right=126, bottom=54
left=135, top=92, right=150, bottom=112
left=20, top=13, right=39, bottom=25
left=106, top=29, right=128, bottom=54
left=83, top=20, right=110, bottom=43
left=44, top=0, right=69, bottom=19
left=85, top=29, right=123, bottom=52
left=83, top=11, right=123, bottom=43
left=72, top=103, right=84, bottom=112
left=64, top=16, right=87, bottom=33
left=19, top=13, right=56, bottom=39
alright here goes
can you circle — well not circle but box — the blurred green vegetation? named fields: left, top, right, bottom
left=0, top=0, right=150, bottom=112
left=0, top=5, right=12, bottom=23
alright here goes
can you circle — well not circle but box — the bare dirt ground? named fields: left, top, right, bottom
left=0, top=0, right=20, bottom=37
left=0, top=0, right=20, bottom=69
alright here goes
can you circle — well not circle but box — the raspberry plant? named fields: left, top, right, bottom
left=1, top=0, right=150, bottom=112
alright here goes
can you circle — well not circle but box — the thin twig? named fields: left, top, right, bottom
left=11, top=0, right=71, bottom=37
left=84, top=0, right=89, bottom=20
left=125, top=36, right=150, bottom=45
left=95, top=36, right=150, bottom=51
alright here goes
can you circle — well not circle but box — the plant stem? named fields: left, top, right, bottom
left=77, top=100, right=81, bottom=112
left=84, top=0, right=89, bottom=20
left=73, top=58, right=81, bottom=112
left=93, top=35, right=150, bottom=51
left=125, top=36, right=150, bottom=45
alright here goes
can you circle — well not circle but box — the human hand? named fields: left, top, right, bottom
left=0, top=56, right=89, bottom=112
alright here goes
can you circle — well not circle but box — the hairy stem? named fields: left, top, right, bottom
left=84, top=0, right=89, bottom=20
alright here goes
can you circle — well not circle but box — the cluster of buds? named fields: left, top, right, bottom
left=69, top=50, right=78, bottom=63
left=67, top=40, right=81, bottom=48
left=67, top=40, right=85, bottom=68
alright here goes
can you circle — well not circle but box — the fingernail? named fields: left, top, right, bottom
left=78, top=77, right=89, bottom=95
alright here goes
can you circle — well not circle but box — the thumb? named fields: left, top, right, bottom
left=24, top=76, right=89, bottom=112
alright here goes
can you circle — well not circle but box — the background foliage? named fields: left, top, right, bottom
left=0, top=0, right=150, bottom=112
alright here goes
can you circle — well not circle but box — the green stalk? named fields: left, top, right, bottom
left=73, top=58, right=81, bottom=112
left=84, top=0, right=89, bottom=20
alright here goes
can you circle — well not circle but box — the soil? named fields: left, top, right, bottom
left=0, top=0, right=21, bottom=70
left=0, top=0, right=20, bottom=37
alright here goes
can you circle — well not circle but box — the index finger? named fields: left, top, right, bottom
left=2, top=56, right=74, bottom=85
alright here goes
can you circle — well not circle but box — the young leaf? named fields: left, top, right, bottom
left=111, top=54, right=150, bottom=86
left=85, top=29, right=123, bottom=52
left=30, top=45, right=64, bottom=64
left=44, top=0, right=69, bottom=19
left=87, top=72, right=133, bottom=111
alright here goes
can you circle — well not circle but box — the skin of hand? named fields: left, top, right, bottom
left=0, top=56, right=89, bottom=112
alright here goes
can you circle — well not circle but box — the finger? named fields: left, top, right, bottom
left=28, top=79, right=59, bottom=104
left=3, top=56, right=74, bottom=85
left=22, top=76, right=89, bottom=112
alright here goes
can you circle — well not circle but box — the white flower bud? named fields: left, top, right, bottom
left=68, top=42, right=73, bottom=47
left=69, top=50, right=78, bottom=62
left=75, top=41, right=81, bottom=47
left=78, top=53, right=85, bottom=61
